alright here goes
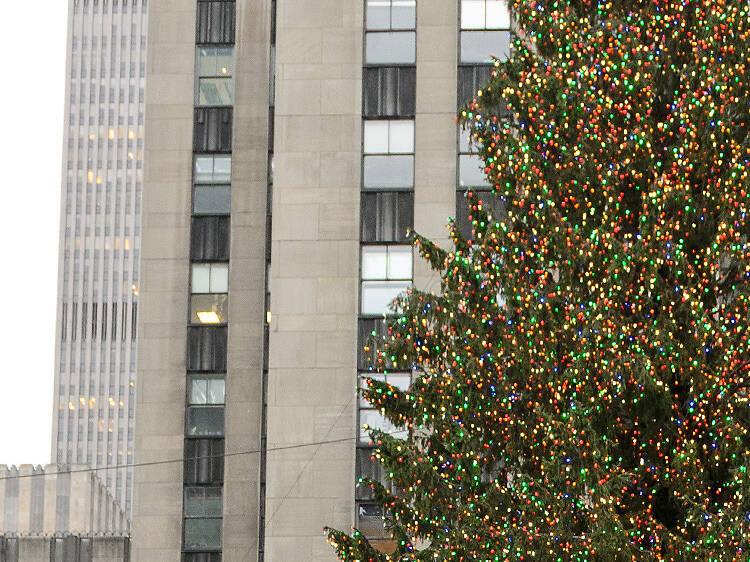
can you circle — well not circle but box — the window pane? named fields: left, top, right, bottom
left=194, top=185, right=231, bottom=214
left=194, top=156, right=215, bottom=183
left=387, top=373, right=411, bottom=390
left=387, top=246, right=412, bottom=279
left=190, top=294, right=229, bottom=324
left=187, top=406, right=225, bottom=436
left=361, top=281, right=410, bottom=314
left=459, top=154, right=489, bottom=187
left=486, top=1, right=511, bottom=28
left=192, top=265, right=211, bottom=293
left=184, top=518, right=222, bottom=551
left=213, top=156, right=232, bottom=182
left=388, top=120, right=414, bottom=153
left=207, top=379, right=225, bottom=404
left=360, top=409, right=396, bottom=441
left=391, top=0, right=416, bottom=29
left=366, top=1, right=390, bottom=29
left=209, top=264, right=229, bottom=293
left=185, top=487, right=223, bottom=517
left=362, top=246, right=388, bottom=279
left=365, top=31, right=416, bottom=64
left=198, top=47, right=219, bottom=75
left=461, top=0, right=486, bottom=29
left=189, top=378, right=209, bottom=405
left=363, top=121, right=389, bottom=154
left=363, top=155, right=414, bottom=189
left=460, top=31, right=511, bottom=63
left=198, top=78, right=233, bottom=105
left=215, top=47, right=234, bottom=75
left=361, top=191, right=413, bottom=243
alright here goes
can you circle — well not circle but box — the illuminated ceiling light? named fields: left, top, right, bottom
left=197, top=311, right=221, bottom=324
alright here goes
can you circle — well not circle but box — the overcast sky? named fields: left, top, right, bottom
left=0, top=2, right=67, bottom=465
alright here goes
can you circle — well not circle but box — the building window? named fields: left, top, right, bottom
left=363, top=119, right=414, bottom=154
left=196, top=47, right=234, bottom=106
left=196, top=0, right=236, bottom=45
left=363, top=66, right=416, bottom=118
left=360, top=245, right=412, bottom=314
left=194, top=184, right=231, bottom=214
left=460, top=0, right=511, bottom=63
left=184, top=438, right=224, bottom=485
left=194, top=155, right=232, bottom=184
left=365, top=32, right=416, bottom=64
left=191, top=216, right=230, bottom=261
left=457, top=65, right=493, bottom=107
left=186, top=375, right=225, bottom=436
left=360, top=191, right=413, bottom=243
left=183, top=553, right=222, bottom=562
left=186, top=326, right=228, bottom=372
left=191, top=264, right=229, bottom=324
left=194, top=107, right=233, bottom=152
left=366, top=0, right=416, bottom=30
left=183, top=487, right=223, bottom=550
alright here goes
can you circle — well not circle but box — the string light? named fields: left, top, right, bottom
left=328, top=0, right=750, bottom=560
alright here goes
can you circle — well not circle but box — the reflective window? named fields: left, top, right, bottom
left=183, top=487, right=222, bottom=551
left=361, top=246, right=412, bottom=314
left=461, top=0, right=510, bottom=29
left=365, top=32, right=416, bottom=64
left=189, top=375, right=225, bottom=405
left=460, top=31, right=511, bottom=63
left=363, top=120, right=414, bottom=154
left=458, top=154, right=489, bottom=188
left=366, top=0, right=416, bottom=30
left=196, top=47, right=234, bottom=105
left=194, top=155, right=231, bottom=183
left=363, top=155, right=414, bottom=189
left=194, top=185, right=231, bottom=214
left=191, top=264, right=229, bottom=293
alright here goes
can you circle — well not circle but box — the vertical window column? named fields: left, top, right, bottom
left=456, top=0, right=510, bottom=238
left=357, top=0, right=416, bottom=550
left=183, top=2, right=236, bottom=560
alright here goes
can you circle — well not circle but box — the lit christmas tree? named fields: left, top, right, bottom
left=328, top=0, right=750, bottom=559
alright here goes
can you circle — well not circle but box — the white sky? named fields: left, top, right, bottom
left=0, top=2, right=67, bottom=465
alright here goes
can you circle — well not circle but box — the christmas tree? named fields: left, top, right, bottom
left=328, top=0, right=750, bottom=559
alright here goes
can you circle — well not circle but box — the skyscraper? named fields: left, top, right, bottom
left=52, top=0, right=149, bottom=515
left=131, top=0, right=508, bottom=560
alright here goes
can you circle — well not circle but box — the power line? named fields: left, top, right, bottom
left=0, top=430, right=409, bottom=483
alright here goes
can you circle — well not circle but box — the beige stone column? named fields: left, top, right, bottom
left=265, top=0, right=364, bottom=559
left=131, top=0, right=195, bottom=559
left=413, top=0, right=458, bottom=291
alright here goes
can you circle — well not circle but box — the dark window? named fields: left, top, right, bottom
left=358, top=317, right=388, bottom=371
left=194, top=108, right=233, bottom=152
left=196, top=0, right=236, bottom=45
left=3, top=537, right=18, bottom=562
left=356, top=446, right=397, bottom=501
left=363, top=66, right=415, bottom=117
left=191, top=216, right=230, bottom=261
left=457, top=65, right=493, bottom=107
left=187, top=326, right=228, bottom=372
left=361, top=191, right=413, bottom=243
left=79, top=538, right=93, bottom=562
left=455, top=189, right=505, bottom=240
left=184, top=438, right=224, bottom=485
left=183, top=553, right=222, bottom=562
